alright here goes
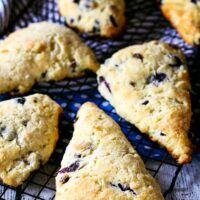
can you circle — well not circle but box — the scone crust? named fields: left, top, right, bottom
left=0, top=94, right=63, bottom=187
left=57, top=0, right=126, bottom=37
left=0, top=22, right=99, bottom=94
left=161, top=0, right=200, bottom=45
left=97, top=41, right=193, bottom=164
left=56, top=102, right=164, bottom=200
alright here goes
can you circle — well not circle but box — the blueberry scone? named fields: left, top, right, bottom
left=0, top=94, right=62, bottom=187
left=57, top=0, right=125, bottom=37
left=0, top=22, right=99, bottom=94
left=97, top=41, right=193, bottom=164
left=56, top=102, right=164, bottom=200
left=160, top=0, right=200, bottom=45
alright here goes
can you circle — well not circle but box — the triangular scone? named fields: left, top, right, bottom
left=57, top=0, right=125, bottom=37
left=0, top=94, right=62, bottom=187
left=0, top=22, right=99, bottom=94
left=161, top=0, right=200, bottom=45
left=97, top=41, right=193, bottom=164
left=56, top=102, right=164, bottom=200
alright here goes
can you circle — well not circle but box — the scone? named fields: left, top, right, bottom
left=0, top=94, right=62, bottom=187
left=160, top=0, right=200, bottom=45
left=57, top=0, right=125, bottom=37
left=56, top=102, right=164, bottom=200
left=0, top=22, right=99, bottom=94
left=97, top=41, right=193, bottom=164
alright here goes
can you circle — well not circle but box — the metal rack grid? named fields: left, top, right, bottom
left=0, top=0, right=199, bottom=199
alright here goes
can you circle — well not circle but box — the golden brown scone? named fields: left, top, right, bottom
left=161, top=0, right=200, bottom=45
left=97, top=41, right=193, bottom=164
left=57, top=0, right=126, bottom=37
left=0, top=94, right=62, bottom=187
left=56, top=102, right=164, bottom=200
left=0, top=22, right=99, bottom=94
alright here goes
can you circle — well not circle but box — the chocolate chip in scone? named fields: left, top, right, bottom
left=58, top=161, right=80, bottom=173
left=133, top=53, right=143, bottom=61
left=75, top=154, right=82, bottom=158
left=147, top=73, right=167, bottom=86
left=22, top=120, right=28, bottom=127
left=16, top=97, right=26, bottom=105
left=111, top=183, right=136, bottom=195
left=33, top=98, right=38, bottom=103
left=109, top=15, right=118, bottom=27
left=70, top=18, right=75, bottom=24
left=142, top=100, right=149, bottom=105
left=94, top=19, right=100, bottom=25
left=168, top=54, right=183, bottom=68
left=160, top=132, right=166, bottom=136
left=110, top=5, right=118, bottom=12
left=60, top=176, right=70, bottom=184
left=191, top=0, right=199, bottom=4
left=69, top=59, right=77, bottom=73
left=92, top=19, right=101, bottom=33
left=130, top=81, right=135, bottom=87
left=41, top=71, right=47, bottom=79
left=0, top=126, right=6, bottom=137
left=99, top=76, right=112, bottom=93
left=82, top=0, right=98, bottom=10
left=73, top=0, right=80, bottom=4
left=78, top=15, right=82, bottom=21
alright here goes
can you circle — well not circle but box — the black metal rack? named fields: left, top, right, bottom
left=0, top=0, right=199, bottom=199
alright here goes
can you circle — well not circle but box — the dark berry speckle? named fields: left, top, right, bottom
left=147, top=73, right=167, bottom=86
left=99, top=76, right=112, bottom=93
left=73, top=0, right=80, bottom=4
left=142, top=100, right=149, bottom=105
left=78, top=15, right=82, bottom=21
left=109, top=15, right=118, bottom=27
left=60, top=176, right=70, bottom=184
left=92, top=19, right=101, bottom=33
left=22, top=120, right=28, bottom=127
left=41, top=71, right=47, bottom=79
left=191, top=0, right=199, bottom=4
left=130, top=81, right=135, bottom=87
left=69, top=59, right=77, bottom=73
left=58, top=161, right=80, bottom=173
left=111, top=183, right=136, bottom=195
left=160, top=132, right=166, bottom=136
left=70, top=18, right=74, bottom=24
left=133, top=53, right=143, bottom=60
left=168, top=54, right=183, bottom=68
left=0, top=127, right=6, bottom=137
left=16, top=97, right=26, bottom=105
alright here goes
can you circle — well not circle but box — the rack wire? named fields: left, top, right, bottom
left=0, top=0, right=199, bottom=199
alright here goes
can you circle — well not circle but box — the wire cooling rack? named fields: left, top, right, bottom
left=0, top=0, right=200, bottom=199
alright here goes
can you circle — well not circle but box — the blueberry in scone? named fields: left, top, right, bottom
left=0, top=22, right=99, bottom=94
left=97, top=41, right=193, bottom=164
left=57, top=0, right=126, bottom=37
left=55, top=102, right=164, bottom=200
left=160, top=0, right=200, bottom=45
left=0, top=94, right=62, bottom=187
